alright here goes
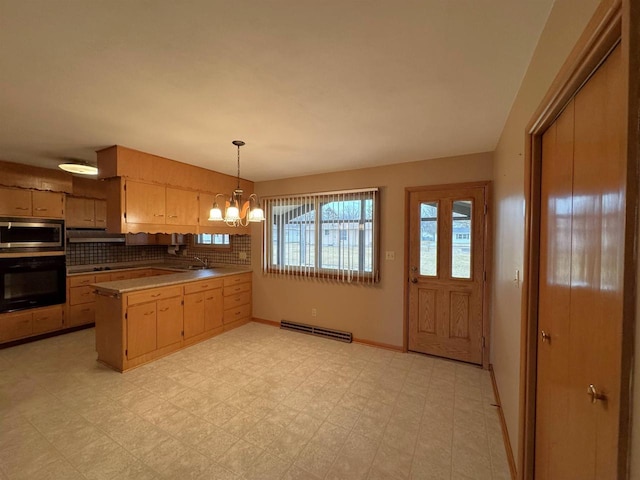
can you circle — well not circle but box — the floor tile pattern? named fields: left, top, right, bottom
left=0, top=323, right=510, bottom=479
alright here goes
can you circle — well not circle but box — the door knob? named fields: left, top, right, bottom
left=540, top=330, right=551, bottom=343
left=587, top=384, right=607, bottom=404
left=411, top=278, right=418, bottom=284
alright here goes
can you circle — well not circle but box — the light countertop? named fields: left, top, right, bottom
left=92, top=266, right=252, bottom=295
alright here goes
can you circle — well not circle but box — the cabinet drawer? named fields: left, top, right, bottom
left=223, top=291, right=251, bottom=310
left=32, top=306, right=63, bottom=334
left=223, top=304, right=251, bottom=324
left=108, top=271, right=133, bottom=282
left=223, top=282, right=251, bottom=296
left=69, top=275, right=97, bottom=287
left=69, top=285, right=96, bottom=305
left=183, top=278, right=223, bottom=295
left=0, top=312, right=33, bottom=342
left=223, top=273, right=251, bottom=288
left=68, top=303, right=96, bottom=327
left=127, top=286, right=182, bottom=306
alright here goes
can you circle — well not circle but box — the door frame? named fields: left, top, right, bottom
left=520, top=1, right=639, bottom=478
left=403, top=180, right=492, bottom=369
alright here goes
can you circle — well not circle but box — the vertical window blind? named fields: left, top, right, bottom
left=263, top=188, right=379, bottom=283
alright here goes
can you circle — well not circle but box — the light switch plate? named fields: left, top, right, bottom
left=385, top=251, right=395, bottom=260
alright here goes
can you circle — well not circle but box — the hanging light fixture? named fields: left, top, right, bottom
left=208, top=140, right=265, bottom=226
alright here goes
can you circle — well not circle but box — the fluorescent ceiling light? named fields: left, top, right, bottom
left=58, top=162, right=98, bottom=175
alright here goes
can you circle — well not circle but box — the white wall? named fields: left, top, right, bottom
left=491, top=0, right=600, bottom=459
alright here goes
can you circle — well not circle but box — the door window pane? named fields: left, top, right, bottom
left=420, top=202, right=438, bottom=276
left=452, top=200, right=472, bottom=279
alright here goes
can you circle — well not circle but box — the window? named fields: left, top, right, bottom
left=195, top=233, right=231, bottom=248
left=263, top=188, right=379, bottom=283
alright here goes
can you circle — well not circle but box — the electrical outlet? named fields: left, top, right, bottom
left=311, top=308, right=317, bottom=317
left=238, top=252, right=247, bottom=260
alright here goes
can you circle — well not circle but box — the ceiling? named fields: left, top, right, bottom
left=0, top=0, right=553, bottom=182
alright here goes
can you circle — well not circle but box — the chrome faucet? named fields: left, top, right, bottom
left=193, top=256, right=208, bottom=268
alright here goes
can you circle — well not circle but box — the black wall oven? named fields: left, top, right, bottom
left=0, top=218, right=64, bottom=253
left=0, top=255, right=66, bottom=313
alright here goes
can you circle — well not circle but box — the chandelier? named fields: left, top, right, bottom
left=208, top=140, right=265, bottom=227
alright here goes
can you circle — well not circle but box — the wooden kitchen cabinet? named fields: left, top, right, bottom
left=32, top=305, right=64, bottom=334
left=0, top=304, right=65, bottom=343
left=223, top=273, right=252, bottom=329
left=127, top=302, right=157, bottom=359
left=157, top=296, right=183, bottom=348
left=183, top=291, right=205, bottom=339
left=0, top=186, right=64, bottom=218
left=166, top=188, right=199, bottom=226
left=66, top=197, right=107, bottom=228
left=125, top=180, right=166, bottom=224
left=95, top=271, right=250, bottom=371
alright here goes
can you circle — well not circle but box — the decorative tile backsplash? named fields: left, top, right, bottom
left=181, top=235, right=251, bottom=266
left=66, top=243, right=165, bottom=266
left=66, top=235, right=251, bottom=267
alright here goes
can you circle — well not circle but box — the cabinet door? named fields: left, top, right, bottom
left=32, top=306, right=63, bottom=334
left=94, top=200, right=107, bottom=229
left=32, top=191, right=64, bottom=218
left=157, top=296, right=183, bottom=348
left=125, top=181, right=165, bottom=224
left=166, top=188, right=199, bottom=226
left=69, top=286, right=95, bottom=305
left=0, top=187, right=31, bottom=216
left=204, top=288, right=223, bottom=331
left=0, top=312, right=32, bottom=342
left=66, top=197, right=95, bottom=227
left=183, top=292, right=205, bottom=339
left=127, top=302, right=157, bottom=359
left=68, top=304, right=95, bottom=327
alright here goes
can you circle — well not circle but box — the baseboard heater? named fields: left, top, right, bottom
left=280, top=320, right=352, bottom=343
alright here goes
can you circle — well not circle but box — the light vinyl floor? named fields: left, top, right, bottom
left=0, top=323, right=510, bottom=479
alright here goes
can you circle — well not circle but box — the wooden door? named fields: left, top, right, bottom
left=32, top=191, right=64, bottom=218
left=125, top=180, right=165, bottom=224
left=166, top=188, right=199, bottom=226
left=157, top=296, right=183, bottom=348
left=204, top=288, right=223, bottom=330
left=407, top=184, right=487, bottom=364
left=183, top=292, right=205, bottom=339
left=127, top=302, right=157, bottom=359
left=535, top=45, right=624, bottom=479
left=66, top=197, right=95, bottom=228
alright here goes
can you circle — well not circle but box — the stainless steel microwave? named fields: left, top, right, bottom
left=0, top=218, right=65, bottom=252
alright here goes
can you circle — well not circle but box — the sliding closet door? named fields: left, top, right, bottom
left=535, top=45, right=624, bottom=479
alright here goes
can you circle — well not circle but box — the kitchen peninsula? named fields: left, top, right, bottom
left=94, top=267, right=251, bottom=372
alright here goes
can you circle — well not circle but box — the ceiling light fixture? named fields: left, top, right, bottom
left=58, top=161, right=98, bottom=175
left=208, top=140, right=264, bottom=226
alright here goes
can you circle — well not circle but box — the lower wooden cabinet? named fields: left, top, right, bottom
left=157, top=296, right=183, bottom=348
left=95, top=272, right=250, bottom=372
left=0, top=304, right=64, bottom=343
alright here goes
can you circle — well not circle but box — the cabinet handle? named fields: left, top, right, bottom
left=81, top=309, right=90, bottom=313
left=144, top=311, right=154, bottom=316
left=159, top=307, right=169, bottom=312
left=15, top=207, right=29, bottom=210
left=153, top=214, right=164, bottom=217
left=84, top=218, right=93, bottom=221
left=167, top=215, right=178, bottom=218
left=151, top=293, right=161, bottom=298
left=81, top=292, right=91, bottom=296
left=195, top=299, right=203, bottom=304
left=37, top=316, right=50, bottom=321
left=34, top=208, right=47, bottom=211
left=206, top=296, right=214, bottom=301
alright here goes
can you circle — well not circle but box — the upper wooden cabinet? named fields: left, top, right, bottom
left=98, top=145, right=254, bottom=235
left=66, top=197, right=107, bottom=228
left=0, top=186, right=64, bottom=218
left=67, top=197, right=94, bottom=228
